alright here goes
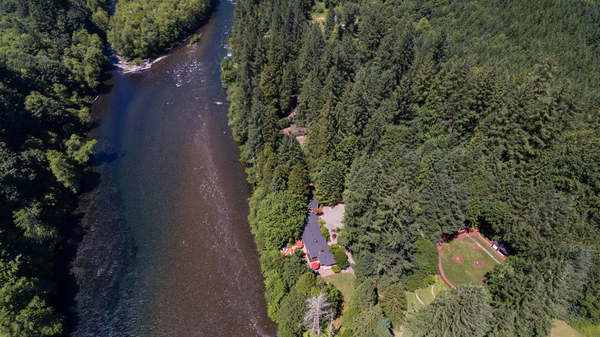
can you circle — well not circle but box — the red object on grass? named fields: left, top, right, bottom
left=311, top=263, right=320, bottom=270
left=297, top=242, right=303, bottom=248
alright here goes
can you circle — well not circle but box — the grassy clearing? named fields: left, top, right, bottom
left=323, top=273, right=356, bottom=310
left=578, top=324, right=600, bottom=337
left=406, top=276, right=449, bottom=312
left=311, top=2, right=327, bottom=21
left=406, top=291, right=423, bottom=312
left=551, top=319, right=586, bottom=337
left=440, top=236, right=501, bottom=286
left=415, top=276, right=449, bottom=305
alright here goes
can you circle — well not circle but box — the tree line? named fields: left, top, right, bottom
left=0, top=0, right=110, bottom=334
left=223, top=0, right=600, bottom=335
left=108, top=0, right=212, bottom=60
left=1, top=0, right=216, bottom=334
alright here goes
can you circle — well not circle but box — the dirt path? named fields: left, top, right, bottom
left=437, top=244, right=456, bottom=290
left=415, top=292, right=425, bottom=306
left=474, top=231, right=506, bottom=260
left=431, top=285, right=435, bottom=299
left=465, top=233, right=501, bottom=264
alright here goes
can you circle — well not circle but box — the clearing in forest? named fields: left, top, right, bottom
left=323, top=273, right=356, bottom=311
left=440, top=235, right=501, bottom=287
left=406, top=276, right=449, bottom=312
left=550, top=319, right=585, bottom=337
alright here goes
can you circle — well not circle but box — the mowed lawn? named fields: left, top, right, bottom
left=551, top=319, right=585, bottom=337
left=323, top=273, right=356, bottom=311
left=407, top=276, right=450, bottom=311
left=406, top=291, right=423, bottom=312
left=440, top=236, right=502, bottom=286
left=323, top=273, right=356, bottom=330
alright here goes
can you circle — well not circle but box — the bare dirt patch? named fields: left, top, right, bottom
left=477, top=279, right=486, bottom=284
left=473, top=243, right=484, bottom=250
left=474, top=260, right=484, bottom=267
left=452, top=254, right=464, bottom=264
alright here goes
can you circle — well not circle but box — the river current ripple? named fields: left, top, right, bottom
left=66, top=0, right=276, bottom=335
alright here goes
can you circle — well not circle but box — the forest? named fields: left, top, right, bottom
left=108, top=0, right=212, bottom=60
left=0, top=0, right=220, bottom=334
left=223, top=0, right=600, bottom=335
left=0, top=0, right=109, bottom=335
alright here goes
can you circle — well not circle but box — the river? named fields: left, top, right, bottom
left=64, top=0, right=276, bottom=335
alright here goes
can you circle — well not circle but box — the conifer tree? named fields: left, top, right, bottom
left=405, top=285, right=493, bottom=337
left=288, top=163, right=310, bottom=202
left=324, top=8, right=336, bottom=39
left=350, top=279, right=377, bottom=311
left=380, top=283, right=407, bottom=327
left=278, top=135, right=305, bottom=169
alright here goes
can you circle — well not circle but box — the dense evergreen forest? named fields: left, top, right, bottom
left=223, top=0, right=600, bottom=335
left=0, top=0, right=109, bottom=335
left=108, top=0, right=212, bottom=60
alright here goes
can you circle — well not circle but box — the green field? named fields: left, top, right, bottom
left=406, top=291, right=423, bottom=312
left=551, top=320, right=586, bottom=337
left=440, top=236, right=502, bottom=287
left=323, top=273, right=356, bottom=310
left=407, top=276, right=449, bottom=312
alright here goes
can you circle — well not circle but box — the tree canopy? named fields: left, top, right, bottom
left=0, top=0, right=106, bottom=334
left=108, top=0, right=211, bottom=60
left=406, top=285, right=494, bottom=337
left=225, top=0, right=600, bottom=334
left=254, top=190, right=307, bottom=251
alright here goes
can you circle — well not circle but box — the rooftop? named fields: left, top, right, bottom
left=301, top=197, right=336, bottom=266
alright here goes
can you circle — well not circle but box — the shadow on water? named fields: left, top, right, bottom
left=94, top=152, right=119, bottom=166
left=96, top=71, right=114, bottom=96
left=55, top=163, right=136, bottom=336
left=54, top=212, right=84, bottom=334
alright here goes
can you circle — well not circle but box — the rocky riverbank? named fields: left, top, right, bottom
left=115, top=55, right=168, bottom=73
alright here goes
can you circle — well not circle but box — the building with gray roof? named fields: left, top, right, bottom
left=302, top=198, right=336, bottom=266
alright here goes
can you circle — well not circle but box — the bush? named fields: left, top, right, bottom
left=342, top=306, right=360, bottom=331
left=321, top=224, right=330, bottom=241
left=189, top=33, right=201, bottom=46
left=340, top=330, right=352, bottom=337
left=332, top=266, right=340, bottom=273
left=329, top=245, right=350, bottom=270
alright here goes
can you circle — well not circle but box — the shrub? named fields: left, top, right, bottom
left=329, top=245, right=350, bottom=269
left=342, top=306, right=360, bottom=331
left=340, top=330, right=352, bottom=337
left=321, top=224, right=330, bottom=242
left=189, top=33, right=201, bottom=46
left=332, top=266, right=340, bottom=273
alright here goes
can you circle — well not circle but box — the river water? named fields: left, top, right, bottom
left=67, top=0, right=276, bottom=335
